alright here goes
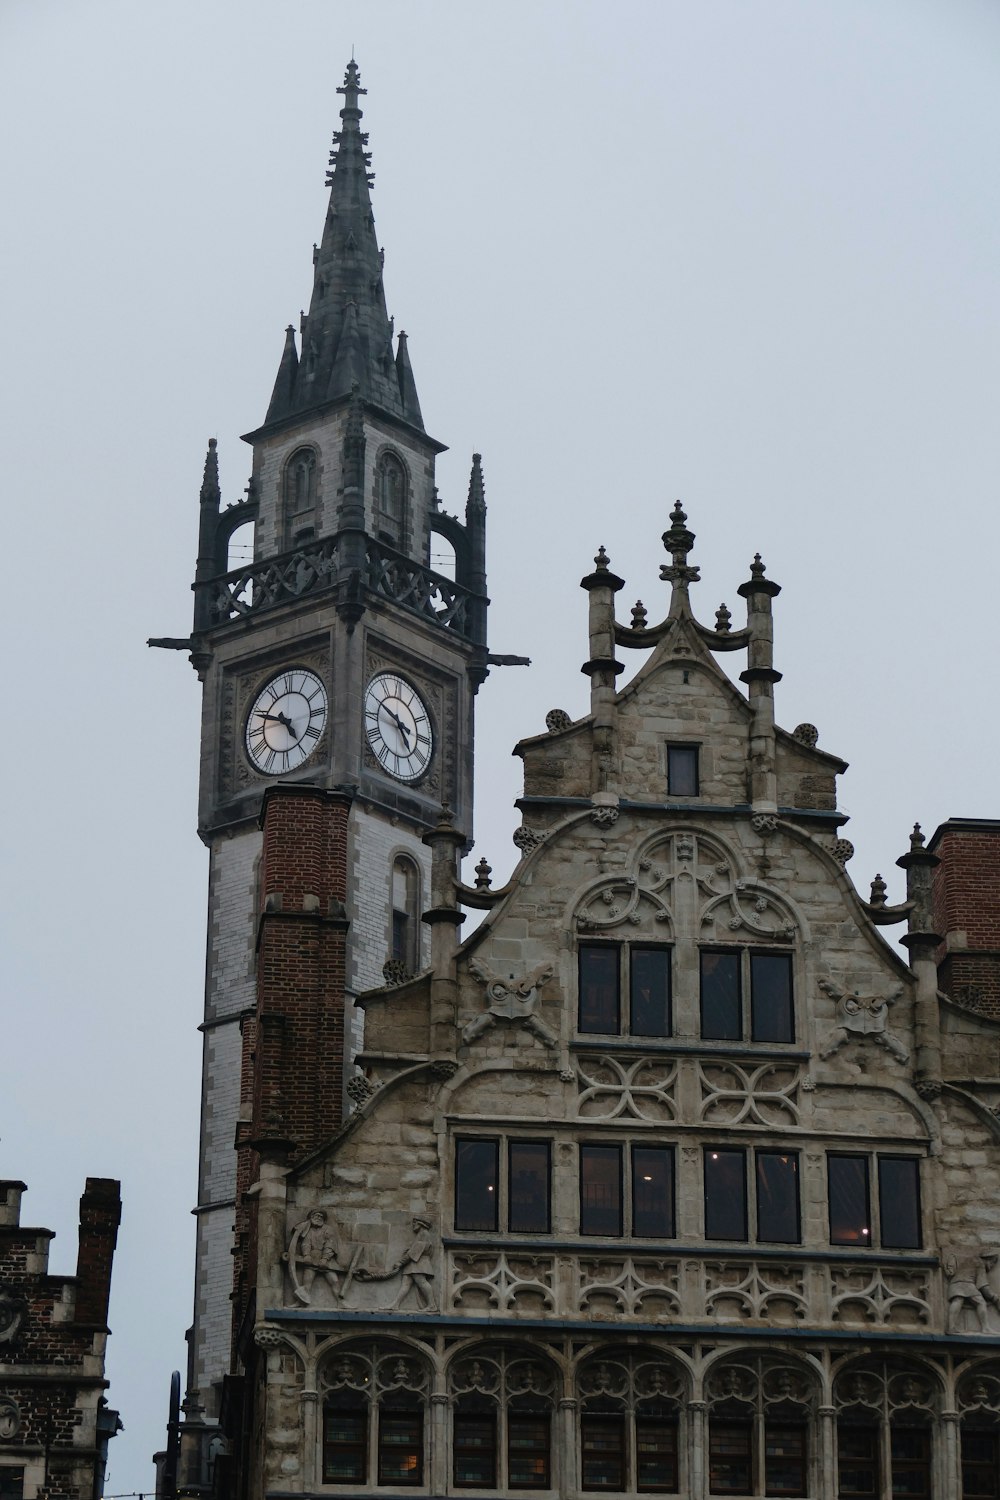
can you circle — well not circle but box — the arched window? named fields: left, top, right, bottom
left=449, top=1346, right=556, bottom=1491
left=225, top=520, right=255, bottom=574
left=321, top=1341, right=429, bottom=1488
left=391, top=855, right=420, bottom=974
left=375, top=451, right=407, bottom=548
left=579, top=1350, right=684, bottom=1493
left=283, top=448, right=317, bottom=548
left=705, top=1356, right=814, bottom=1498
left=834, top=1360, right=937, bottom=1500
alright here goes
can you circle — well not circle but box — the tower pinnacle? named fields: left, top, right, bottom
left=261, top=60, right=425, bottom=432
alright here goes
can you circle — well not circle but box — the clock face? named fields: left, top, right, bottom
left=245, top=668, right=328, bottom=775
left=364, top=672, right=433, bottom=782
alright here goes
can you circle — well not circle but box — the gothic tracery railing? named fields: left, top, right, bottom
left=366, top=541, right=471, bottom=637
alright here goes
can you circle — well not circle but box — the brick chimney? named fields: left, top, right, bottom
left=74, top=1177, right=122, bottom=1326
left=930, top=818, right=1000, bottom=1017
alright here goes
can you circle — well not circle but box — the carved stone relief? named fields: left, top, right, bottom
left=945, top=1249, right=1000, bottom=1335
left=464, top=958, right=556, bottom=1048
left=697, top=1061, right=801, bottom=1127
left=818, top=979, right=908, bottom=1063
left=283, top=1209, right=437, bottom=1312
left=702, top=1262, right=806, bottom=1325
left=0, top=1398, right=20, bottom=1441
left=577, top=1257, right=681, bottom=1319
left=0, top=1287, right=25, bottom=1346
left=450, top=1252, right=554, bottom=1314
left=829, top=1266, right=931, bottom=1329
left=575, top=1054, right=677, bottom=1122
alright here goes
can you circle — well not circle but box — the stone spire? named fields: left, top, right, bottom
left=262, top=60, right=424, bottom=431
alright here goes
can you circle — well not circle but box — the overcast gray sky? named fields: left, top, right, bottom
left=2, top=0, right=998, bottom=1491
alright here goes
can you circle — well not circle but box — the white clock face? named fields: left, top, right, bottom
left=364, top=672, right=433, bottom=783
left=245, top=668, right=328, bottom=775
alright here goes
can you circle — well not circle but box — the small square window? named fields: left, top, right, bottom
left=667, top=744, right=699, bottom=797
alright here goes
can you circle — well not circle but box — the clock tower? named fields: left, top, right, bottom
left=157, top=59, right=488, bottom=1468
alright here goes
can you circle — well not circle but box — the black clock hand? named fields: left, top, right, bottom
left=258, top=711, right=299, bottom=738
left=383, top=707, right=411, bottom=745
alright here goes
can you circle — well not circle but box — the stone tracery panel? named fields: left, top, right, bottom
left=577, top=1257, right=682, bottom=1319
left=576, top=1054, right=678, bottom=1121
left=450, top=1252, right=555, bottom=1314
left=702, top=1261, right=807, bottom=1325
left=829, top=1265, right=931, bottom=1329
left=697, top=1060, right=801, bottom=1127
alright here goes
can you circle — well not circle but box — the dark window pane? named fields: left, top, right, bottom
left=637, top=1415, right=678, bottom=1492
left=580, top=945, right=621, bottom=1034
left=378, top=1409, right=423, bottom=1485
left=392, top=909, right=410, bottom=964
left=631, top=947, right=672, bottom=1037
left=582, top=1415, right=626, bottom=1491
left=765, top=1423, right=807, bottom=1497
left=633, top=1146, right=675, bottom=1239
left=709, top=1421, right=752, bottom=1494
left=701, top=951, right=741, bottom=1040
left=962, top=1429, right=1000, bottom=1499
left=751, top=953, right=794, bottom=1042
left=890, top=1426, right=931, bottom=1499
left=509, top=1141, right=551, bottom=1234
left=828, top=1155, right=871, bottom=1247
left=580, top=1146, right=623, bottom=1237
left=705, top=1149, right=747, bottom=1240
left=756, top=1152, right=800, bottom=1245
left=838, top=1423, right=879, bottom=1497
left=509, top=1413, right=550, bottom=1489
left=667, top=744, right=699, bottom=796
left=878, top=1156, right=921, bottom=1249
left=0, top=1474, right=23, bottom=1500
left=454, top=1410, right=496, bottom=1488
left=323, top=1406, right=367, bottom=1484
left=456, top=1138, right=498, bottom=1232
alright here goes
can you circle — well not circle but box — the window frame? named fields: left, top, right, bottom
left=580, top=1142, right=677, bottom=1240
left=453, top=1407, right=497, bottom=1490
left=322, top=1402, right=368, bottom=1485
left=704, top=1147, right=801, bottom=1246
left=578, top=943, right=673, bottom=1039
left=454, top=1136, right=552, bottom=1237
left=374, top=449, right=408, bottom=548
left=827, top=1152, right=922, bottom=1250
left=700, top=947, right=795, bottom=1044
left=377, top=1405, right=424, bottom=1487
left=666, top=742, right=700, bottom=797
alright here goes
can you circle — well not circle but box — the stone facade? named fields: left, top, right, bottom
left=224, top=510, right=1000, bottom=1500
left=0, top=1179, right=121, bottom=1500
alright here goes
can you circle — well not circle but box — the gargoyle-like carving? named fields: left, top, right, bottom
left=590, top=805, right=619, bottom=827
left=465, top=958, right=556, bottom=1047
left=513, top=826, right=545, bottom=854
left=818, top=979, right=908, bottom=1062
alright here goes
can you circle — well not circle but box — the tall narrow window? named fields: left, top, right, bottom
left=828, top=1156, right=871, bottom=1247
left=508, top=1142, right=551, bottom=1234
left=636, top=1408, right=678, bottom=1492
left=509, top=1411, right=551, bottom=1490
left=765, top=1422, right=807, bottom=1497
left=878, top=1157, right=921, bottom=1250
left=837, top=1422, right=879, bottom=1498
left=630, top=947, right=672, bottom=1037
left=581, top=1415, right=626, bottom=1491
left=756, top=1152, right=800, bottom=1245
left=579, top=945, right=620, bottom=1034
left=709, top=1420, right=752, bottom=1494
left=284, top=447, right=317, bottom=547
left=961, top=1428, right=999, bottom=1499
left=751, top=954, right=794, bottom=1043
left=890, top=1426, right=931, bottom=1500
left=632, top=1146, right=675, bottom=1239
left=378, top=1407, right=423, bottom=1485
left=701, top=951, right=741, bottom=1040
left=667, top=743, right=699, bottom=796
left=580, top=1145, right=623, bottom=1237
left=323, top=1404, right=367, bottom=1484
left=375, top=451, right=406, bottom=546
left=391, top=856, right=420, bottom=972
left=456, top=1139, right=499, bottom=1232
left=705, top=1149, right=748, bottom=1241
left=454, top=1409, right=497, bottom=1488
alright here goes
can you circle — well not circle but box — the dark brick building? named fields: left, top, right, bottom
left=0, top=1179, right=121, bottom=1500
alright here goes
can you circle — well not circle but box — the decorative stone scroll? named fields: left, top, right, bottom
left=697, top=1061, right=801, bottom=1127
left=465, top=958, right=556, bottom=1048
left=450, top=1252, right=555, bottom=1314
left=818, top=979, right=908, bottom=1063
left=576, top=1054, right=678, bottom=1122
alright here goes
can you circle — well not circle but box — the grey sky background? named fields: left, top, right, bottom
left=2, top=0, right=998, bottom=1491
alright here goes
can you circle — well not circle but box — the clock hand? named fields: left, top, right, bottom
left=257, top=711, right=299, bottom=739
left=383, top=707, right=412, bottom=746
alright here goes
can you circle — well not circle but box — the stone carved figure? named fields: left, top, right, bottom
left=0, top=1288, right=25, bottom=1346
left=946, top=1253, right=990, bottom=1333
left=818, top=979, right=908, bottom=1062
left=0, top=1398, right=20, bottom=1441
left=465, top=958, right=556, bottom=1048
left=393, top=1217, right=435, bottom=1310
left=284, top=1209, right=344, bottom=1305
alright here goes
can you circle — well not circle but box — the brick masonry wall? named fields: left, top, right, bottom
left=932, top=822, right=1000, bottom=1017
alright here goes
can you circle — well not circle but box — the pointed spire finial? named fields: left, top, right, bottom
left=474, top=857, right=493, bottom=891
left=466, top=453, right=486, bottom=515
left=659, top=500, right=700, bottom=598
left=869, top=873, right=888, bottom=908
left=630, top=601, right=648, bottom=630
left=595, top=545, right=611, bottom=573
left=200, top=438, right=220, bottom=505
left=715, top=603, right=732, bottom=633
left=910, top=822, right=925, bottom=851
left=750, top=552, right=767, bottom=581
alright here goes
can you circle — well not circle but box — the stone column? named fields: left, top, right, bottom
left=687, top=1400, right=708, bottom=1500
left=300, top=1388, right=319, bottom=1489
left=940, top=1410, right=961, bottom=1500
left=817, top=1405, right=837, bottom=1500
left=579, top=547, right=625, bottom=797
left=430, top=1392, right=450, bottom=1496
left=558, top=1396, right=579, bottom=1493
